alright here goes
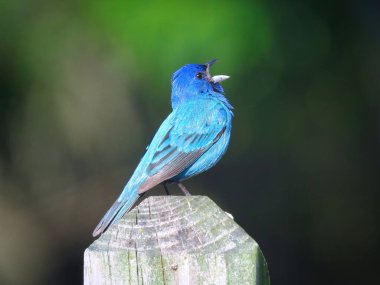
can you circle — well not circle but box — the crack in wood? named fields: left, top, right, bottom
left=148, top=198, right=167, bottom=285
left=127, top=212, right=135, bottom=285
left=134, top=241, right=140, bottom=284
left=84, top=196, right=270, bottom=285
left=107, top=250, right=113, bottom=285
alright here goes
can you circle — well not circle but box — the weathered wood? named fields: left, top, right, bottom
left=84, top=196, right=270, bottom=285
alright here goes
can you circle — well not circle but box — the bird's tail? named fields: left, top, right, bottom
left=92, top=184, right=140, bottom=237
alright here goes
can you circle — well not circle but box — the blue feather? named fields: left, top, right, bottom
left=93, top=61, right=233, bottom=237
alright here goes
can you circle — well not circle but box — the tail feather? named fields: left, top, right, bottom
left=92, top=187, right=140, bottom=237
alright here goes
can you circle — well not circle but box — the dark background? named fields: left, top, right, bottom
left=1, top=0, right=379, bottom=284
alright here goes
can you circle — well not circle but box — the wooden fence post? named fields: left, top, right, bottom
left=84, top=196, right=270, bottom=285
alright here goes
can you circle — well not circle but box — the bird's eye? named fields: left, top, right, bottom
left=196, top=72, right=203, bottom=79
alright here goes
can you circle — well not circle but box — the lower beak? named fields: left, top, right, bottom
left=211, top=75, right=230, bottom=83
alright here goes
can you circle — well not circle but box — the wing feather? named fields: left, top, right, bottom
left=137, top=100, right=228, bottom=194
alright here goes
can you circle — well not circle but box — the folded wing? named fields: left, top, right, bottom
left=138, top=100, right=228, bottom=193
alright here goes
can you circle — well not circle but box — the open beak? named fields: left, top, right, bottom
left=211, top=75, right=230, bottom=83
left=205, top=59, right=230, bottom=83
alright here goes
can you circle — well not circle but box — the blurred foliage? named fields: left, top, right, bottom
left=0, top=0, right=379, bottom=284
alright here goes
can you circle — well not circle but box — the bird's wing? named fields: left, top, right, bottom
left=137, top=100, right=228, bottom=193
left=92, top=100, right=229, bottom=236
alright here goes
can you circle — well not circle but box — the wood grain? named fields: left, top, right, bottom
left=84, top=196, right=270, bottom=285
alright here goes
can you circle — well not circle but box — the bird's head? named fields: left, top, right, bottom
left=171, top=60, right=229, bottom=109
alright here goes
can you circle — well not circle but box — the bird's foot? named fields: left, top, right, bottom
left=163, top=182, right=171, bottom=195
left=177, top=182, right=191, bottom=196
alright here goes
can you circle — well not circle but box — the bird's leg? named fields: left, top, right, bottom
left=177, top=182, right=191, bottom=196
left=163, top=182, right=171, bottom=195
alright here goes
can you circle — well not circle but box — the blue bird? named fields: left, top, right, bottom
left=93, top=60, right=233, bottom=237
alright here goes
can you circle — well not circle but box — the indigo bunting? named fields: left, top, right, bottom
left=93, top=60, right=233, bottom=237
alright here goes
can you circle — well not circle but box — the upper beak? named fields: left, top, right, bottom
left=205, top=59, right=230, bottom=83
left=211, top=75, right=230, bottom=83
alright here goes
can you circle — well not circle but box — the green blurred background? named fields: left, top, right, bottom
left=1, top=0, right=379, bottom=284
